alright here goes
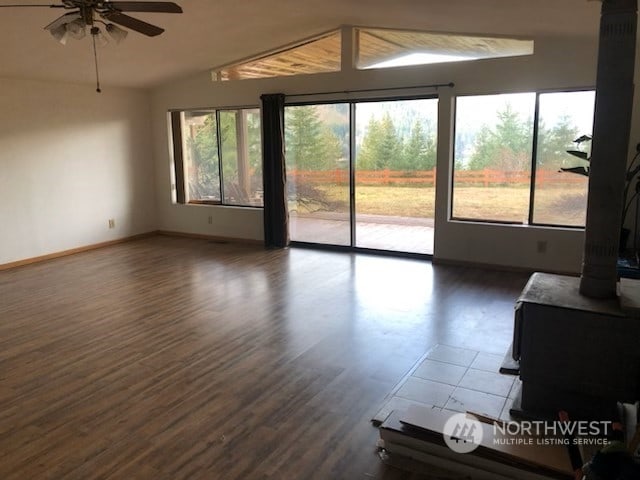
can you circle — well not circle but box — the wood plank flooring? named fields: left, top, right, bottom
left=0, top=236, right=529, bottom=479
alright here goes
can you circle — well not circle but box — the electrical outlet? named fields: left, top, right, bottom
left=108, top=219, right=115, bottom=229
left=208, top=215, right=213, bottom=225
left=536, top=240, right=547, bottom=254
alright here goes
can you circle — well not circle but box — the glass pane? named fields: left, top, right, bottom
left=181, top=111, right=221, bottom=203
left=532, top=91, right=595, bottom=226
left=213, top=31, right=341, bottom=81
left=220, top=109, right=263, bottom=207
left=354, top=99, right=438, bottom=254
left=357, top=28, right=533, bottom=70
left=453, top=93, right=536, bottom=222
left=285, top=104, right=350, bottom=245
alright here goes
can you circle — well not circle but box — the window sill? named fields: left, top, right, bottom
left=448, top=218, right=585, bottom=232
left=181, top=201, right=263, bottom=210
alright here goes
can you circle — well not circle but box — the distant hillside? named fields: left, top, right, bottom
left=310, top=99, right=438, bottom=147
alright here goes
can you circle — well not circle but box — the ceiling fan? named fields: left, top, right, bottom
left=0, top=1, right=183, bottom=91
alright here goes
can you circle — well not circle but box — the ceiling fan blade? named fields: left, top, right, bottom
left=0, top=4, right=65, bottom=7
left=103, top=11, right=164, bottom=36
left=106, top=2, right=182, bottom=13
left=44, top=11, right=80, bottom=31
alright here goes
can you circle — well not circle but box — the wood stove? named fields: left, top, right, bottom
left=511, top=0, right=640, bottom=419
left=511, top=273, right=640, bottom=418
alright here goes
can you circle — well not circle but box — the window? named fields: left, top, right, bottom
left=285, top=103, right=351, bottom=246
left=172, top=108, right=263, bottom=207
left=218, top=110, right=263, bottom=207
left=211, top=30, right=341, bottom=81
left=452, top=90, right=595, bottom=227
left=453, top=93, right=535, bottom=223
left=209, top=26, right=534, bottom=83
left=284, top=98, right=438, bottom=255
left=532, top=91, right=595, bottom=226
left=356, top=28, right=534, bottom=70
left=181, top=111, right=221, bottom=203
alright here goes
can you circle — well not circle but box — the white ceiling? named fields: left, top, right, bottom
left=0, top=0, right=601, bottom=89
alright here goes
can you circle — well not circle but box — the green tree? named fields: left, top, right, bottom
left=189, top=114, right=220, bottom=198
left=358, top=117, right=382, bottom=170
left=377, top=113, right=401, bottom=170
left=219, top=111, right=238, bottom=175
left=319, top=128, right=343, bottom=166
left=246, top=111, right=262, bottom=169
left=467, top=124, right=497, bottom=170
left=468, top=104, right=532, bottom=171
left=358, top=113, right=401, bottom=170
left=401, top=120, right=436, bottom=170
left=285, top=106, right=340, bottom=170
left=537, top=115, right=579, bottom=169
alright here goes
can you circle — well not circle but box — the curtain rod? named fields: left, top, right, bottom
left=286, top=82, right=455, bottom=98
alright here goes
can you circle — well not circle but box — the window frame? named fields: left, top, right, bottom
left=283, top=94, right=439, bottom=254
left=355, top=27, right=534, bottom=71
left=450, top=87, right=595, bottom=229
left=171, top=106, right=264, bottom=209
left=211, top=29, right=341, bottom=82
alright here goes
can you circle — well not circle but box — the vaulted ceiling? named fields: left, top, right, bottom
left=0, top=0, right=601, bottom=89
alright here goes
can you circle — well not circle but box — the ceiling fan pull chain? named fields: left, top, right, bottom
left=0, top=2, right=183, bottom=90
left=92, top=31, right=101, bottom=93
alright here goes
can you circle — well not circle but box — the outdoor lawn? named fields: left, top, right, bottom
left=291, top=184, right=586, bottom=227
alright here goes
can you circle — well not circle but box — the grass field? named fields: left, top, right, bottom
left=291, top=183, right=587, bottom=226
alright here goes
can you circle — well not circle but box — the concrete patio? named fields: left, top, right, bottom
left=289, top=212, right=434, bottom=255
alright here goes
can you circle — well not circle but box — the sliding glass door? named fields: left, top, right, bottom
left=285, top=104, right=350, bottom=245
left=285, top=98, right=437, bottom=255
left=354, top=100, right=437, bottom=254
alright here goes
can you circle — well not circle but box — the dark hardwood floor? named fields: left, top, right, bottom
left=0, top=236, right=530, bottom=479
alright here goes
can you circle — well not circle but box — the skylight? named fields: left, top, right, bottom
left=209, top=26, right=535, bottom=82
left=357, top=28, right=534, bottom=70
left=369, top=52, right=473, bottom=69
left=212, top=30, right=341, bottom=81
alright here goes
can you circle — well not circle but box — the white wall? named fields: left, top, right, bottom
left=151, top=32, right=630, bottom=273
left=0, top=78, right=156, bottom=265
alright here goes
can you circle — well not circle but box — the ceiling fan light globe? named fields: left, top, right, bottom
left=48, top=24, right=69, bottom=45
left=105, top=23, right=128, bottom=44
left=65, top=18, right=86, bottom=40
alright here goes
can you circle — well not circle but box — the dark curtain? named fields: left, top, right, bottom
left=261, top=93, right=289, bottom=248
left=170, top=111, right=186, bottom=204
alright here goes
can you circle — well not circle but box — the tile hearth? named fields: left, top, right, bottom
left=373, top=344, right=520, bottom=425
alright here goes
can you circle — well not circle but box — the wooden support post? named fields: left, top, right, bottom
left=236, top=110, right=251, bottom=202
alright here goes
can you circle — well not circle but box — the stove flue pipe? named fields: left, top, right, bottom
left=580, top=0, right=637, bottom=298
